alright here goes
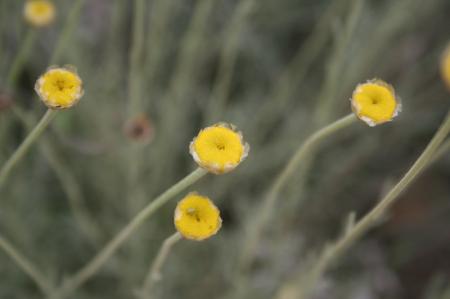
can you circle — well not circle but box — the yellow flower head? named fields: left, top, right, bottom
left=24, top=0, right=55, bottom=27
left=174, top=193, right=222, bottom=241
left=351, top=79, right=401, bottom=126
left=35, top=66, right=83, bottom=109
left=441, top=43, right=450, bottom=90
left=190, top=123, right=249, bottom=174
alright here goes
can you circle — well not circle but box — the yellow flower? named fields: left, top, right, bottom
left=190, top=123, right=249, bottom=174
left=174, top=193, right=222, bottom=241
left=35, top=66, right=83, bottom=109
left=441, top=43, right=450, bottom=90
left=351, top=79, right=401, bottom=126
left=24, top=0, right=55, bottom=27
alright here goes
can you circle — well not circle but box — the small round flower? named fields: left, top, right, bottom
left=123, top=114, right=154, bottom=144
left=441, top=43, right=450, bottom=90
left=351, top=79, right=401, bottom=126
left=24, top=0, right=55, bottom=27
left=174, top=193, right=222, bottom=241
left=35, top=66, right=83, bottom=109
left=190, top=123, right=249, bottom=174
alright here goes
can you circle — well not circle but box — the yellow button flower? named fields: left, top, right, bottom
left=174, top=193, right=222, bottom=241
left=24, top=0, right=55, bottom=27
left=441, top=43, right=450, bottom=90
left=35, top=66, right=83, bottom=109
left=190, top=123, right=249, bottom=174
left=351, top=79, right=401, bottom=126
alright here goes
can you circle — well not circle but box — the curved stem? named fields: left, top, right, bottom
left=275, top=111, right=450, bottom=299
left=0, top=234, right=53, bottom=295
left=0, top=109, right=56, bottom=188
left=51, top=168, right=208, bottom=299
left=239, top=113, right=357, bottom=271
left=139, top=232, right=182, bottom=298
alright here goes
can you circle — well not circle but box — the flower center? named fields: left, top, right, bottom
left=54, top=79, right=66, bottom=91
left=187, top=208, right=201, bottom=222
left=216, top=142, right=225, bottom=151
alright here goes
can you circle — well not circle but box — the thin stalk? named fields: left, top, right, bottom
left=143, top=0, right=177, bottom=96
left=0, top=109, right=56, bottom=188
left=239, top=114, right=357, bottom=271
left=206, top=0, right=256, bottom=123
left=149, top=0, right=215, bottom=192
left=0, top=234, right=53, bottom=295
left=49, top=0, right=86, bottom=65
left=140, top=232, right=182, bottom=298
left=51, top=168, right=208, bottom=299
left=431, top=139, right=450, bottom=164
left=6, top=29, right=37, bottom=87
left=12, top=106, right=101, bottom=246
left=126, top=0, right=148, bottom=213
left=128, top=0, right=146, bottom=116
left=275, top=111, right=450, bottom=299
left=249, top=0, right=348, bottom=143
left=313, top=0, right=364, bottom=125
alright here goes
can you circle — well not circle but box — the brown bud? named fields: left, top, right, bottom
left=0, top=93, right=13, bottom=112
left=123, top=114, right=154, bottom=144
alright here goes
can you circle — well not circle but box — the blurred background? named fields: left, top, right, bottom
left=0, top=0, right=450, bottom=298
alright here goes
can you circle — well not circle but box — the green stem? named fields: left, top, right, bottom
left=49, top=0, right=85, bottom=65
left=140, top=232, right=182, bottom=298
left=51, top=168, right=208, bottom=298
left=249, top=0, right=348, bottom=143
left=6, top=29, right=37, bottom=88
left=0, top=109, right=56, bottom=188
left=431, top=138, right=450, bottom=164
left=206, top=0, right=256, bottom=122
left=313, top=0, right=364, bottom=126
left=0, top=234, right=53, bottom=295
left=128, top=0, right=146, bottom=116
left=239, top=113, right=357, bottom=271
left=276, top=111, right=450, bottom=299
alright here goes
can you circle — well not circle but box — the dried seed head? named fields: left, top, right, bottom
left=123, top=114, right=154, bottom=144
left=0, top=93, right=13, bottom=112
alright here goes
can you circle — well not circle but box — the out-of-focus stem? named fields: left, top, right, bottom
left=249, top=0, right=348, bottom=143
left=0, top=234, right=53, bottom=295
left=239, top=114, right=357, bottom=271
left=274, top=111, right=450, bottom=299
left=140, top=232, right=182, bottom=298
left=0, top=109, right=56, bottom=188
left=50, top=0, right=86, bottom=65
left=128, top=0, right=146, bottom=116
left=11, top=106, right=102, bottom=246
left=51, top=168, right=208, bottom=299
left=206, top=0, right=256, bottom=123
left=313, top=0, right=364, bottom=126
left=6, top=29, right=36, bottom=87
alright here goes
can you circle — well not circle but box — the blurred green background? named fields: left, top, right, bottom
left=0, top=0, right=450, bottom=298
